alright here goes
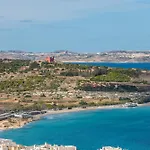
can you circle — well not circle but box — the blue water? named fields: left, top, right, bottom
left=71, top=62, right=150, bottom=70
left=1, top=107, right=150, bottom=150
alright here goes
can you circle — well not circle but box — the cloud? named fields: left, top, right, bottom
left=0, top=0, right=130, bottom=22
left=0, top=0, right=149, bottom=27
left=19, top=20, right=33, bottom=23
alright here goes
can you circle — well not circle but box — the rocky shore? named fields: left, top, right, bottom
left=0, top=132, right=126, bottom=150
left=0, top=138, right=77, bottom=150
left=0, top=138, right=125, bottom=150
left=0, top=116, right=40, bottom=130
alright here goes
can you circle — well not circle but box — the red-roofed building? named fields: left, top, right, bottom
left=45, top=56, right=55, bottom=63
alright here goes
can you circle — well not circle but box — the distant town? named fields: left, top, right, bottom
left=0, top=50, right=150, bottom=62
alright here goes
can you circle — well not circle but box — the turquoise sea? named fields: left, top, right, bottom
left=1, top=62, right=150, bottom=150
left=1, top=107, right=150, bottom=150
left=71, top=62, right=150, bottom=70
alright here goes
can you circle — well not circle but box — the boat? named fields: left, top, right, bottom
left=123, top=102, right=138, bottom=108
left=99, top=146, right=123, bottom=150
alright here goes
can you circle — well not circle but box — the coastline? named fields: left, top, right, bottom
left=38, top=105, right=123, bottom=118
left=0, top=103, right=149, bottom=131
left=62, top=61, right=150, bottom=63
left=38, top=103, right=150, bottom=118
left=0, top=116, right=40, bottom=131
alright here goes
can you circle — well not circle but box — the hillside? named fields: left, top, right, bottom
left=0, top=59, right=150, bottom=113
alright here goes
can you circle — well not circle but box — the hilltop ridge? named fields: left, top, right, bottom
left=0, top=50, right=150, bottom=62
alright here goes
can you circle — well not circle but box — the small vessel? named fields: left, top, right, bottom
left=99, top=146, right=123, bottom=150
left=123, top=102, right=138, bottom=108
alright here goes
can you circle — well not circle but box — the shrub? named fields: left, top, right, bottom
left=40, top=93, right=46, bottom=97
left=119, top=97, right=131, bottom=101
left=24, top=94, right=32, bottom=98
left=138, top=96, right=150, bottom=104
left=29, top=61, right=40, bottom=70
left=79, top=100, right=87, bottom=106
left=91, top=72, right=130, bottom=82
left=60, top=71, right=79, bottom=76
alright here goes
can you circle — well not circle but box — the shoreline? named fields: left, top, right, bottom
left=38, top=105, right=124, bottom=118
left=62, top=61, right=150, bottom=64
left=1, top=103, right=149, bottom=131
left=0, top=116, right=40, bottom=131
left=38, top=103, right=150, bottom=118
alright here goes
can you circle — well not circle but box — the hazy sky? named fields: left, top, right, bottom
left=0, top=0, right=150, bottom=52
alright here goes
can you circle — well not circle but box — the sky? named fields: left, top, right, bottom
left=0, top=0, right=150, bottom=53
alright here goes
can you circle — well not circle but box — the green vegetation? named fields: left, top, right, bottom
left=29, top=61, right=40, bottom=70
left=138, top=96, right=150, bottom=104
left=78, top=83, right=138, bottom=92
left=0, top=59, right=30, bottom=73
left=79, top=100, right=88, bottom=106
left=91, top=71, right=130, bottom=82
left=60, top=71, right=79, bottom=76
left=98, top=101, right=124, bottom=106
left=0, top=59, right=149, bottom=113
left=119, top=97, right=132, bottom=102
left=0, top=76, right=45, bottom=92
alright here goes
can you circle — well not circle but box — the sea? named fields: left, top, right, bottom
left=1, top=107, right=150, bottom=150
left=0, top=62, right=150, bottom=150
left=71, top=62, right=150, bottom=70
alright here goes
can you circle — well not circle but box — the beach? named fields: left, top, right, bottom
left=39, top=105, right=123, bottom=117
left=0, top=105, right=122, bottom=131
left=0, top=103, right=148, bottom=131
left=1, top=105, right=150, bottom=150
left=38, top=102, right=150, bottom=118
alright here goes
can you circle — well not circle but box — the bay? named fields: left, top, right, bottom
left=71, top=62, right=150, bottom=70
left=1, top=107, right=150, bottom=150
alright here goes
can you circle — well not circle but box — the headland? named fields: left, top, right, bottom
left=0, top=59, right=150, bottom=131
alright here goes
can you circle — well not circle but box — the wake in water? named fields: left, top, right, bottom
left=44, top=115, right=54, bottom=120
left=44, top=113, right=71, bottom=120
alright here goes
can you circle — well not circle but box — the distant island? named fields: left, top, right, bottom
left=0, top=50, right=150, bottom=62
left=0, top=59, right=150, bottom=130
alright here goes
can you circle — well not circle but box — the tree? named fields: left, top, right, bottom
left=29, top=62, right=40, bottom=70
left=93, top=67, right=108, bottom=76
left=79, top=100, right=87, bottom=106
